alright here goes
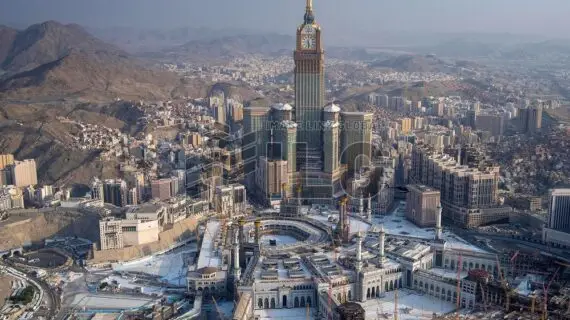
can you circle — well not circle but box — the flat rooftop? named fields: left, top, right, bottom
left=359, top=289, right=457, bottom=320
left=196, top=221, right=222, bottom=270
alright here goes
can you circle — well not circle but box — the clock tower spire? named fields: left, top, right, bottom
left=304, top=0, right=315, bottom=24
left=294, top=0, right=324, bottom=162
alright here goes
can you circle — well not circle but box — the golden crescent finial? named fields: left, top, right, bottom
left=306, top=0, right=313, bottom=12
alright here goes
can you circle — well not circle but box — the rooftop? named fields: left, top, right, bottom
left=196, top=221, right=222, bottom=270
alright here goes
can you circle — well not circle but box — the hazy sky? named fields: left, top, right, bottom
left=1, top=0, right=568, bottom=39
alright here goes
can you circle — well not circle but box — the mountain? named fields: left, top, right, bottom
left=144, top=34, right=294, bottom=63
left=0, top=25, right=18, bottom=67
left=1, top=21, right=124, bottom=73
left=371, top=54, right=451, bottom=73
left=87, top=26, right=255, bottom=53
left=0, top=21, right=209, bottom=101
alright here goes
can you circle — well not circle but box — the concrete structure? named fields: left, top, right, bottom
left=103, top=179, right=128, bottom=207
left=214, top=184, right=247, bottom=217
left=518, top=104, right=543, bottom=134
left=411, top=144, right=509, bottom=227
left=0, top=154, right=14, bottom=170
left=256, top=157, right=288, bottom=204
left=341, top=112, right=373, bottom=173
left=9, top=159, right=37, bottom=188
left=406, top=184, right=441, bottom=227
left=543, top=188, right=570, bottom=247
left=151, top=178, right=172, bottom=201
left=475, top=113, right=505, bottom=139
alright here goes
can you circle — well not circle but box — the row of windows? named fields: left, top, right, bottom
left=366, top=278, right=402, bottom=299
left=257, top=295, right=312, bottom=309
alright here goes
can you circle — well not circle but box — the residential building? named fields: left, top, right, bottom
left=543, top=189, right=570, bottom=247
left=406, top=185, right=441, bottom=227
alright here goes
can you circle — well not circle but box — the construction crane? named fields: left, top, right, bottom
left=479, top=282, right=488, bottom=312
left=455, top=255, right=463, bottom=320
left=510, top=250, right=520, bottom=278
left=495, top=254, right=511, bottom=311
left=542, top=267, right=560, bottom=320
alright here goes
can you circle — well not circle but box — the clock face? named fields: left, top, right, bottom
left=301, top=24, right=316, bottom=35
left=301, top=34, right=316, bottom=50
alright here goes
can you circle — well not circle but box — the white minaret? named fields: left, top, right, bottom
left=233, top=227, right=241, bottom=280
left=366, top=196, right=372, bottom=222
left=435, top=205, right=443, bottom=241
left=356, top=232, right=363, bottom=271
left=379, top=224, right=385, bottom=267
left=358, top=191, right=364, bottom=217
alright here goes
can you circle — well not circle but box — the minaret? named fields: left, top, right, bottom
left=232, top=227, right=241, bottom=280
left=435, top=205, right=443, bottom=241
left=356, top=232, right=363, bottom=266
left=358, top=191, right=364, bottom=217
left=254, top=219, right=261, bottom=244
left=238, top=217, right=246, bottom=243
left=355, top=232, right=364, bottom=302
left=367, top=195, right=372, bottom=222
left=379, top=224, right=385, bottom=267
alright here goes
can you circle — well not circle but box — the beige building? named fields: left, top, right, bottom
left=214, top=184, right=247, bottom=216
left=341, top=112, right=373, bottom=173
left=406, top=184, right=441, bottom=227
left=398, top=118, right=412, bottom=134
left=99, top=217, right=160, bottom=250
left=151, top=178, right=172, bottom=201
left=10, top=159, right=37, bottom=187
left=411, top=144, right=506, bottom=227
left=0, top=154, right=14, bottom=170
left=255, top=157, right=288, bottom=202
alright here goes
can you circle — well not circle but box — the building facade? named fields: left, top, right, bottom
left=406, top=184, right=441, bottom=227
left=543, top=188, right=570, bottom=247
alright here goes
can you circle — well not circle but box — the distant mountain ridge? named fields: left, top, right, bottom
left=142, top=33, right=294, bottom=63
left=1, top=21, right=125, bottom=74
left=87, top=26, right=256, bottom=53
left=371, top=54, right=451, bottom=73
left=0, top=21, right=209, bottom=101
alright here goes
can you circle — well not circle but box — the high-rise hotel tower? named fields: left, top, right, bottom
left=294, top=0, right=325, bottom=151
left=243, top=0, right=373, bottom=205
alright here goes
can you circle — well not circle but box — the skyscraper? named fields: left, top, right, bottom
left=294, top=0, right=325, bottom=151
left=9, top=159, right=38, bottom=188
left=341, top=112, right=373, bottom=173
left=543, top=189, right=570, bottom=247
left=241, top=0, right=373, bottom=204
left=518, top=104, right=543, bottom=134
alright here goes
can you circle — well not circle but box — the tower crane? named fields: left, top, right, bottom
left=495, top=254, right=511, bottom=311
left=542, top=267, right=560, bottom=320
left=455, top=255, right=463, bottom=320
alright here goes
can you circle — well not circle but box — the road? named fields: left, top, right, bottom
left=0, top=260, right=60, bottom=319
left=453, top=228, right=570, bottom=263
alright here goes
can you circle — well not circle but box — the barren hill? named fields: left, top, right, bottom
left=0, top=21, right=208, bottom=101
left=1, top=21, right=124, bottom=73
left=145, top=33, right=294, bottom=63
left=371, top=54, right=451, bottom=73
left=0, top=25, right=18, bottom=66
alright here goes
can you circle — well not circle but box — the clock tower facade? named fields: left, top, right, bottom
left=294, top=0, right=325, bottom=151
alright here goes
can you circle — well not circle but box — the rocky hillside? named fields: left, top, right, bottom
left=0, top=21, right=207, bottom=101
left=144, top=33, right=294, bottom=63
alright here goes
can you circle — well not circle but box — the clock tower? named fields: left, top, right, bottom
left=294, top=0, right=325, bottom=152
